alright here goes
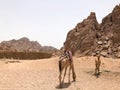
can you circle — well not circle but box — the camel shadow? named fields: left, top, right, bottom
left=94, top=72, right=102, bottom=78
left=85, top=70, right=119, bottom=78
left=85, top=70, right=102, bottom=78
left=56, top=82, right=71, bottom=89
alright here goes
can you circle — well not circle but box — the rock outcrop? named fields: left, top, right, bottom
left=64, top=12, right=99, bottom=56
left=96, top=4, right=120, bottom=58
left=64, top=4, right=120, bottom=58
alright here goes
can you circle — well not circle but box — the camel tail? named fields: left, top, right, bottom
left=59, top=60, right=62, bottom=72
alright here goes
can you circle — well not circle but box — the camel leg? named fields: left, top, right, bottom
left=59, top=71, right=63, bottom=88
left=96, top=65, right=99, bottom=75
left=95, top=59, right=101, bottom=77
left=68, top=64, right=72, bottom=84
left=95, top=59, right=99, bottom=75
left=62, top=66, right=67, bottom=83
left=95, top=68, right=97, bottom=75
left=97, top=56, right=101, bottom=75
left=95, top=61, right=97, bottom=75
left=71, top=62, right=76, bottom=81
left=59, top=62, right=64, bottom=88
left=98, top=60, right=101, bottom=75
left=59, top=61, right=68, bottom=88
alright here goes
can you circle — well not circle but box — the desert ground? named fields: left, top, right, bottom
left=0, top=56, right=120, bottom=90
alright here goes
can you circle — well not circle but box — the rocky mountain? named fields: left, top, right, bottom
left=0, top=37, right=58, bottom=53
left=64, top=12, right=99, bottom=55
left=64, top=4, right=120, bottom=58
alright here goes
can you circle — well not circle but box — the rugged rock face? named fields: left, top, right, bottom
left=0, top=37, right=58, bottom=53
left=64, top=12, right=99, bottom=55
left=100, top=4, right=120, bottom=44
left=64, top=4, right=120, bottom=58
left=96, top=4, right=120, bottom=58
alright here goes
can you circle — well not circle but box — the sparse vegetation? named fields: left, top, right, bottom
left=0, top=51, right=52, bottom=60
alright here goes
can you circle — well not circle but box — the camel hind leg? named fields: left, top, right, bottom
left=58, top=60, right=68, bottom=88
left=95, top=56, right=101, bottom=77
left=59, top=72, right=62, bottom=88
left=72, top=66, right=76, bottom=81
left=68, top=65, right=71, bottom=83
left=62, top=66, right=67, bottom=83
left=71, top=61, right=76, bottom=81
left=58, top=60, right=63, bottom=88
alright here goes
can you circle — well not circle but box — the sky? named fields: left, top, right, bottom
left=0, top=0, right=120, bottom=49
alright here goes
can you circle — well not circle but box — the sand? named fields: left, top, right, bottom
left=0, top=56, right=120, bottom=90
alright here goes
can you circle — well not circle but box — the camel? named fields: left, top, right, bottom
left=58, top=53, right=76, bottom=88
left=95, top=55, right=101, bottom=77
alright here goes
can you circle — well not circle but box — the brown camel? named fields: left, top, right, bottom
left=95, top=55, right=101, bottom=77
left=58, top=54, right=76, bottom=88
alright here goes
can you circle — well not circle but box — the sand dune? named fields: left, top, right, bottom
left=0, top=56, right=120, bottom=90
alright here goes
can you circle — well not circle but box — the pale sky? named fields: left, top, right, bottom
left=0, top=0, right=120, bottom=49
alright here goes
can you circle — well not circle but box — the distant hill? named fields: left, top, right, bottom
left=0, top=37, right=58, bottom=53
